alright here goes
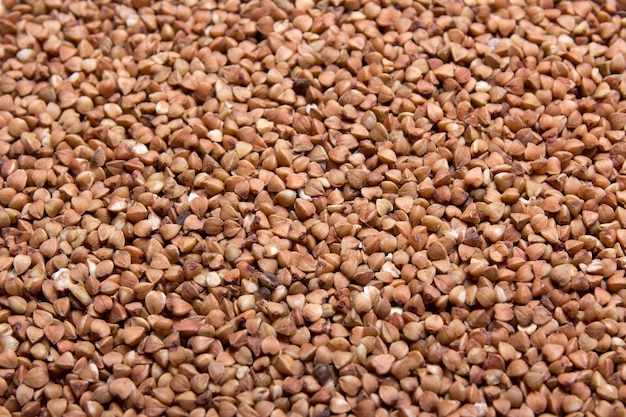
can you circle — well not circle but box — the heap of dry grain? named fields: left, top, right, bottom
left=0, top=0, right=626, bottom=416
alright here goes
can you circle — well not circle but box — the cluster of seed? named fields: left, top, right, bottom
left=1, top=0, right=626, bottom=416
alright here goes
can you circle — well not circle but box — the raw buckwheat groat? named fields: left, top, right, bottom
left=0, top=0, right=626, bottom=417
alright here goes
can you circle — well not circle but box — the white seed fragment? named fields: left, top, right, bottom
left=133, top=143, right=148, bottom=155
left=208, top=129, right=223, bottom=142
left=475, top=81, right=491, bottom=92
left=52, top=268, right=72, bottom=291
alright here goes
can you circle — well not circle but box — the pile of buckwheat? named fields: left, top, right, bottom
left=1, top=0, right=626, bottom=416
